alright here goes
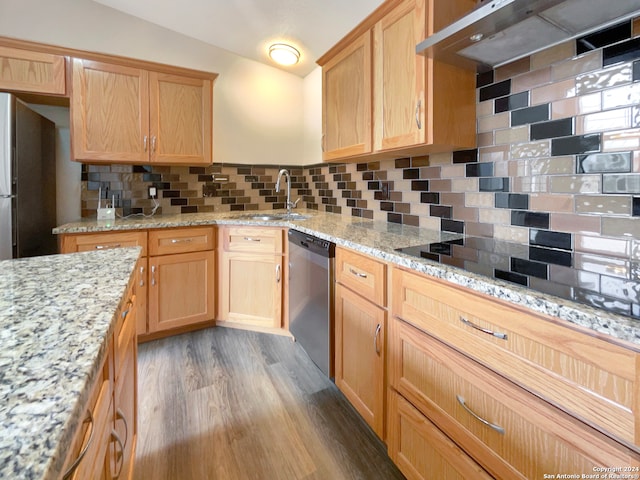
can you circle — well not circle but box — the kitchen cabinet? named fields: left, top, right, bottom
left=218, top=226, right=285, bottom=330
left=321, top=31, right=372, bottom=161
left=62, top=278, right=137, bottom=480
left=389, top=266, right=640, bottom=478
left=0, top=45, right=66, bottom=95
left=71, top=58, right=213, bottom=165
left=334, top=247, right=387, bottom=438
left=317, top=0, right=476, bottom=162
left=147, top=227, right=216, bottom=333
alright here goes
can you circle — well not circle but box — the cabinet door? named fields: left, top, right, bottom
left=373, top=0, right=426, bottom=151
left=113, top=337, right=137, bottom=480
left=149, top=72, right=212, bottom=165
left=148, top=251, right=215, bottom=332
left=0, top=45, right=66, bottom=94
left=388, top=390, right=492, bottom=480
left=335, top=283, right=385, bottom=438
left=71, top=58, right=149, bottom=163
left=219, top=252, right=283, bottom=328
left=322, top=30, right=372, bottom=161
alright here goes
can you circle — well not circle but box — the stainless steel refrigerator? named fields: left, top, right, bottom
left=0, top=92, right=57, bottom=260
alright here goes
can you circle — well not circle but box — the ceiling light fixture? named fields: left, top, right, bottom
left=268, top=43, right=300, bottom=66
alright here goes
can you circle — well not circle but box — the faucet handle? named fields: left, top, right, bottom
left=289, top=198, right=301, bottom=209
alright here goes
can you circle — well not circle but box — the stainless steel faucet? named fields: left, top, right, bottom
left=275, top=169, right=299, bottom=212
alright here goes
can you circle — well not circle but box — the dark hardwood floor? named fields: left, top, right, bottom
left=134, top=327, right=406, bottom=480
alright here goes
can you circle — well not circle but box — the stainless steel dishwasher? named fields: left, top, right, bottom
left=288, top=229, right=335, bottom=378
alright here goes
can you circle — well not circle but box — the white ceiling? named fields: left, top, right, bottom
left=92, top=0, right=384, bottom=77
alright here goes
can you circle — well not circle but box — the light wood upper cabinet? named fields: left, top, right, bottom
left=321, top=31, right=372, bottom=161
left=149, top=72, right=212, bottom=164
left=72, top=59, right=149, bottom=163
left=318, top=0, right=476, bottom=162
left=0, top=45, right=66, bottom=95
left=72, top=59, right=213, bottom=165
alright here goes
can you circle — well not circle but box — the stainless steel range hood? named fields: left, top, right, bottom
left=417, top=0, right=640, bottom=70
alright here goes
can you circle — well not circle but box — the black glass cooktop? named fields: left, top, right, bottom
left=395, top=236, right=640, bottom=320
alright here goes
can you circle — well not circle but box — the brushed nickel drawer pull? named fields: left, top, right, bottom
left=62, top=410, right=94, bottom=479
left=95, top=244, right=121, bottom=250
left=374, top=323, right=381, bottom=355
left=243, top=237, right=261, bottom=242
left=415, top=99, right=422, bottom=130
left=171, top=238, right=193, bottom=244
left=116, top=408, right=129, bottom=449
left=456, top=395, right=505, bottom=435
left=460, top=317, right=507, bottom=340
left=121, top=300, right=133, bottom=319
left=349, top=268, right=367, bottom=278
left=111, top=429, right=125, bottom=478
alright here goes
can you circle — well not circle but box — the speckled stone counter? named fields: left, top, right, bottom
left=54, top=209, right=640, bottom=347
left=0, top=248, right=140, bottom=480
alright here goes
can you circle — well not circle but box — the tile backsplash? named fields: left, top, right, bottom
left=82, top=19, right=640, bottom=261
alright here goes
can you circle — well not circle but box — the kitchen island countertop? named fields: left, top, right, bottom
left=54, top=209, right=640, bottom=348
left=0, top=248, right=140, bottom=480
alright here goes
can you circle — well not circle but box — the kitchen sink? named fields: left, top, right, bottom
left=230, top=212, right=310, bottom=221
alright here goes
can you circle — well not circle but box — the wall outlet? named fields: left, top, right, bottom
left=97, top=207, right=115, bottom=220
left=381, top=182, right=390, bottom=200
left=148, top=186, right=157, bottom=198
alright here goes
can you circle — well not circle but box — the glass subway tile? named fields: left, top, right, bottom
left=421, top=192, right=440, bottom=204
left=511, top=104, right=550, bottom=127
left=604, top=37, right=640, bottom=67
left=466, top=162, right=494, bottom=177
left=577, top=152, right=632, bottom=173
left=530, top=118, right=573, bottom=140
left=495, top=91, right=529, bottom=114
left=511, top=258, right=548, bottom=279
left=511, top=211, right=550, bottom=229
left=602, top=174, right=640, bottom=194
left=576, top=20, right=631, bottom=55
left=403, top=169, right=420, bottom=179
left=452, top=149, right=479, bottom=164
left=412, top=180, right=430, bottom=191
left=430, top=205, right=452, bottom=218
left=494, top=269, right=528, bottom=286
left=530, top=229, right=572, bottom=250
left=479, top=177, right=510, bottom=192
left=479, top=79, right=511, bottom=102
left=551, top=134, right=601, bottom=156
left=495, top=193, right=529, bottom=209
left=388, top=213, right=402, bottom=224
left=529, top=246, right=572, bottom=267
left=441, top=219, right=464, bottom=234
left=634, top=60, right=640, bottom=82
left=634, top=197, right=640, bottom=216
left=476, top=70, right=494, bottom=88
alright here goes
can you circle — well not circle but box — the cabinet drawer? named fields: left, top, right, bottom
left=388, top=390, right=492, bottom=480
left=392, top=267, right=639, bottom=447
left=62, top=231, right=148, bottom=257
left=389, top=317, right=640, bottom=479
left=149, top=226, right=215, bottom=255
left=221, top=226, right=284, bottom=254
left=336, top=247, right=386, bottom=306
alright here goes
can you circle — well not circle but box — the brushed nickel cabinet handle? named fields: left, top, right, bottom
left=171, top=238, right=193, bottom=244
left=111, top=429, right=125, bottom=479
left=321, top=134, right=325, bottom=152
left=276, top=264, right=281, bottom=283
left=415, top=99, right=422, bottom=130
left=456, top=395, right=505, bottom=434
left=151, top=135, right=157, bottom=153
left=243, top=237, right=261, bottom=242
left=116, top=408, right=129, bottom=449
left=95, top=244, right=121, bottom=250
left=374, top=323, right=381, bottom=355
left=460, top=317, right=508, bottom=340
left=349, top=268, right=367, bottom=278
left=151, top=265, right=156, bottom=286
left=121, top=300, right=133, bottom=319
left=62, top=410, right=94, bottom=479
left=139, top=265, right=145, bottom=287
left=143, top=135, right=148, bottom=152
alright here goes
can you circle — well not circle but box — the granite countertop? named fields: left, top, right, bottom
left=0, top=248, right=140, bottom=480
left=54, top=209, right=640, bottom=348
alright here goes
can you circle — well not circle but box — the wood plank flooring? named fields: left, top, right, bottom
left=134, top=327, right=405, bottom=480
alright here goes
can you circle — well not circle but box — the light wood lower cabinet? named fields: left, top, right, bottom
left=335, top=282, right=386, bottom=438
left=387, top=390, right=492, bottom=480
left=217, top=226, right=285, bottom=330
left=148, top=250, right=215, bottom=333
left=388, top=316, right=640, bottom=479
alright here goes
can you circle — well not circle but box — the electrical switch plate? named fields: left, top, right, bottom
left=97, top=207, right=115, bottom=220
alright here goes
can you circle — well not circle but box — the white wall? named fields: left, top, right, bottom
left=303, top=67, right=323, bottom=166
left=0, top=0, right=312, bottom=166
